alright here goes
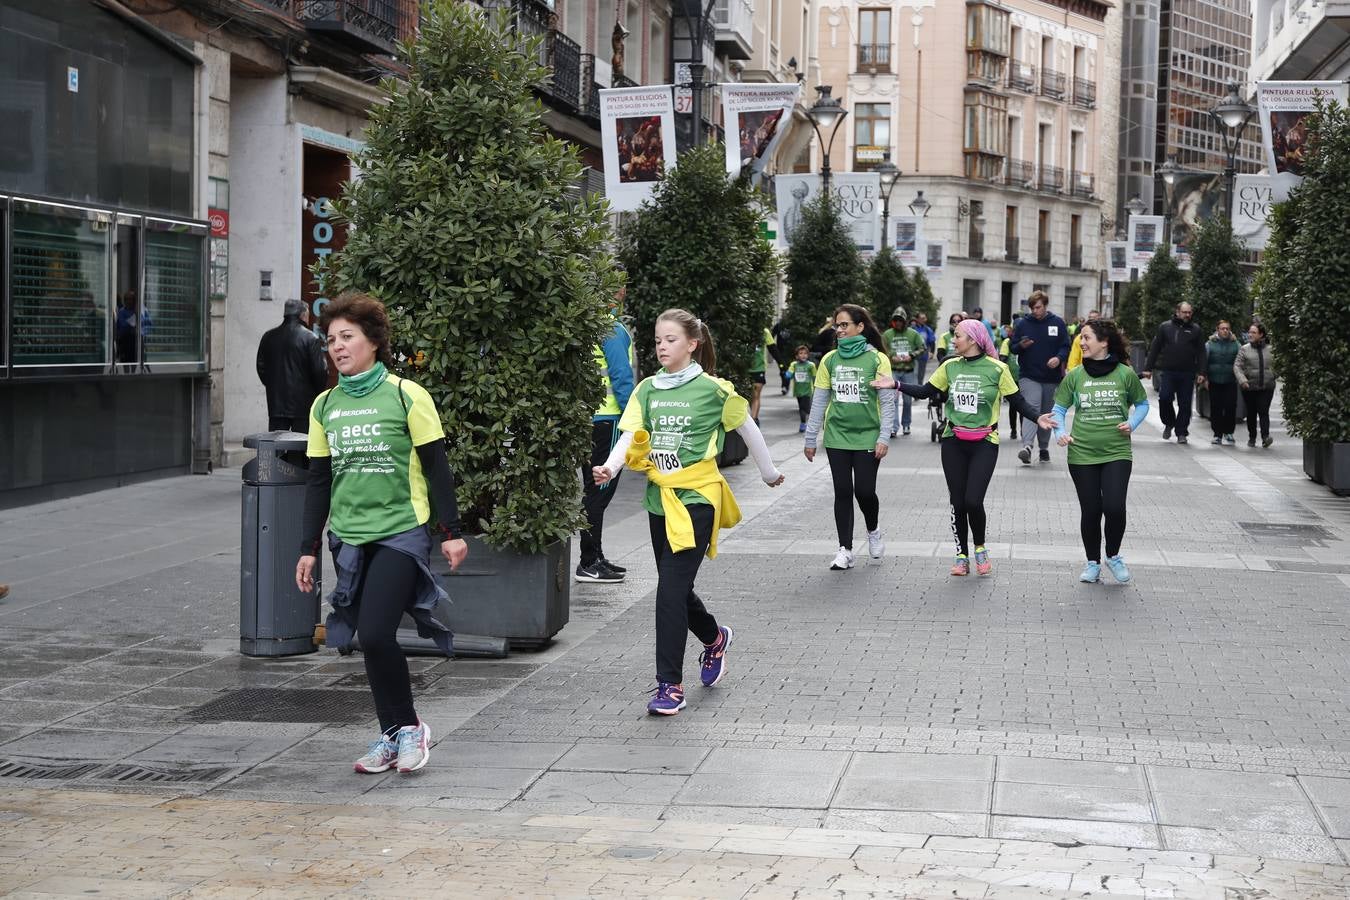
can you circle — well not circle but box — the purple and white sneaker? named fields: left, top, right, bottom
left=700, top=626, right=733, bottom=687
left=647, top=682, right=686, bottom=715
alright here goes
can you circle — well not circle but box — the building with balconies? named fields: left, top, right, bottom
left=815, top=0, right=1118, bottom=326
left=1253, top=0, right=1350, bottom=82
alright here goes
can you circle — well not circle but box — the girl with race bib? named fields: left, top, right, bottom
left=593, top=309, right=784, bottom=716
left=874, top=319, right=1037, bottom=576
left=803, top=304, right=896, bottom=571
left=1036, top=319, right=1148, bottom=584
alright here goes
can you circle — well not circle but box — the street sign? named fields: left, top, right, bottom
left=674, top=63, right=693, bottom=114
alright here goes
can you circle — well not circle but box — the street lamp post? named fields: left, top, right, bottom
left=1124, top=194, right=1147, bottom=284
left=908, top=190, right=931, bottom=218
left=877, top=152, right=899, bottom=249
left=1209, top=83, right=1256, bottom=222
left=1156, top=153, right=1183, bottom=245
left=806, top=85, right=848, bottom=193
left=688, top=0, right=719, bottom=147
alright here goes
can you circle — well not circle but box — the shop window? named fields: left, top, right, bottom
left=9, top=203, right=110, bottom=368
left=143, top=221, right=206, bottom=364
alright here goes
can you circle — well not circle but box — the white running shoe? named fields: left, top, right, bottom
left=867, top=529, right=884, bottom=559
left=396, top=720, right=432, bottom=773
left=353, top=731, right=399, bottom=774
left=830, top=547, right=855, bottom=570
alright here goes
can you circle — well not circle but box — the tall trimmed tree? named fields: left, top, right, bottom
left=323, top=0, right=620, bottom=554
left=1139, top=246, right=1186, bottom=340
left=865, top=248, right=914, bottom=322
left=908, top=267, right=939, bottom=324
left=783, top=194, right=865, bottom=339
left=617, top=144, right=780, bottom=399
left=1184, top=215, right=1249, bottom=336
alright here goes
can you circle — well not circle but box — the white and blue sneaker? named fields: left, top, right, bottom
left=1105, top=555, right=1132, bottom=583
left=395, top=720, right=432, bottom=773
left=1079, top=561, right=1101, bottom=583
left=354, top=730, right=399, bottom=774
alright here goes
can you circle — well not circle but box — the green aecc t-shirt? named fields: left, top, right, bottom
left=789, top=360, right=817, bottom=398
left=619, top=372, right=749, bottom=516
left=1053, top=363, right=1146, bottom=465
left=813, top=348, right=892, bottom=450
left=928, top=355, right=1018, bottom=444
left=306, top=375, right=445, bottom=545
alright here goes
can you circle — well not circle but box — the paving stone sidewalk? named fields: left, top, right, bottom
left=2, top=377, right=1350, bottom=894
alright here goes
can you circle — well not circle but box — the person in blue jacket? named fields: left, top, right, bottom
left=1010, top=290, right=1071, bottom=465
left=577, top=290, right=637, bottom=583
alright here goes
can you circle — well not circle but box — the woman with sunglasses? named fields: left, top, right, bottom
left=803, top=304, right=895, bottom=571
left=874, top=319, right=1037, bottom=576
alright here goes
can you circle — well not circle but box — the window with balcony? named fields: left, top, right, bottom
left=966, top=2, right=1009, bottom=56
left=853, top=103, right=891, bottom=171
left=858, top=9, right=892, bottom=72
left=963, top=90, right=1007, bottom=181
left=1005, top=205, right=1020, bottom=262
left=1070, top=214, right=1083, bottom=269
left=1037, top=209, right=1051, bottom=266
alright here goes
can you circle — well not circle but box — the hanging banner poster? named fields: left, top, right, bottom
left=722, top=83, right=800, bottom=176
left=892, top=215, right=923, bottom=267
left=924, top=239, right=946, bottom=275
left=1173, top=243, right=1191, bottom=271
left=1256, top=81, right=1348, bottom=179
left=599, top=86, right=678, bottom=212
left=774, top=173, right=881, bottom=251
left=1232, top=174, right=1291, bottom=250
left=1106, top=242, right=1130, bottom=282
left=1127, top=215, right=1164, bottom=267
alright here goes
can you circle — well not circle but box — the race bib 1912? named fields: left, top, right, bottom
left=952, top=391, right=980, bottom=414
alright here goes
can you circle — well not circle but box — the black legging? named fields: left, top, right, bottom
left=825, top=447, right=881, bottom=550
left=1208, top=382, right=1237, bottom=437
left=940, top=438, right=998, bottom=556
left=355, top=545, right=420, bottom=734
left=650, top=505, right=720, bottom=685
left=1243, top=387, right=1275, bottom=440
left=1068, top=460, right=1132, bottom=562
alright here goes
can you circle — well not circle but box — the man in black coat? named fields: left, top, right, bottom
left=1143, top=301, right=1206, bottom=444
left=257, top=299, right=328, bottom=433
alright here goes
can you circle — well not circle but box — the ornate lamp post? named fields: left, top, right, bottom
left=1209, top=83, right=1256, bottom=221
left=806, top=85, right=848, bottom=193
left=877, top=152, right=899, bottom=248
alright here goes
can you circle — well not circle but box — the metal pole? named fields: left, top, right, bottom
left=1224, top=161, right=1236, bottom=223
left=690, top=61, right=705, bottom=146
left=880, top=196, right=890, bottom=249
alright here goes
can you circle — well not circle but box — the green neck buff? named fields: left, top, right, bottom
left=836, top=334, right=870, bottom=359
left=338, top=361, right=388, bottom=398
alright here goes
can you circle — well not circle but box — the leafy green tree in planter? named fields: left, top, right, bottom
left=908, top=267, right=939, bottom=324
left=1139, top=246, right=1186, bottom=340
left=1255, top=99, right=1350, bottom=447
left=1183, top=215, right=1249, bottom=336
left=1114, top=280, right=1145, bottom=342
left=865, top=248, right=914, bottom=321
left=783, top=194, right=865, bottom=340
left=322, top=0, right=620, bottom=554
left=617, top=144, right=779, bottom=399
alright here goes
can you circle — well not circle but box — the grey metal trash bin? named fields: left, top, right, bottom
left=240, top=431, right=319, bottom=657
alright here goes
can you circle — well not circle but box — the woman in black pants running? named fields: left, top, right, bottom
left=804, top=305, right=895, bottom=571
left=874, top=319, right=1036, bottom=576
left=296, top=292, right=468, bottom=775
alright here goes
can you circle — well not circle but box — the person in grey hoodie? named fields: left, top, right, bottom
left=1234, top=321, right=1277, bottom=448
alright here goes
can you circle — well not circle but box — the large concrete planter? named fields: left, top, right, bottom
left=432, top=536, right=570, bottom=650
left=1328, top=443, right=1350, bottom=496
left=1304, top=441, right=1328, bottom=485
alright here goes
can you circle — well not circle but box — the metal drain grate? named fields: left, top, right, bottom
left=1239, top=522, right=1334, bottom=545
left=182, top=688, right=373, bottom=724
left=1268, top=560, right=1350, bottom=575
left=94, top=764, right=233, bottom=784
left=0, top=760, right=102, bottom=781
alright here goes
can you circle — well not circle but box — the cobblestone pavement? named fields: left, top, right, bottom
left=2, top=378, right=1350, bottom=895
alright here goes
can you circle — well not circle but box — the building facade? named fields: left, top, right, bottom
left=814, top=0, right=1115, bottom=326
left=1251, top=0, right=1350, bottom=82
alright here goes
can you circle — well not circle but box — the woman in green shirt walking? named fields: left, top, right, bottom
left=875, top=319, right=1037, bottom=576
left=1038, top=319, right=1149, bottom=584
left=803, top=305, right=895, bottom=571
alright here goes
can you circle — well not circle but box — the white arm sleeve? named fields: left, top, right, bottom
left=600, top=430, right=634, bottom=476
left=735, top=417, right=783, bottom=483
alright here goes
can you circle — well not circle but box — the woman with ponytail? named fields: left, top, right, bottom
left=803, top=304, right=896, bottom=571
left=874, top=318, right=1038, bottom=576
left=1036, top=319, right=1148, bottom=585
left=593, top=309, right=784, bottom=716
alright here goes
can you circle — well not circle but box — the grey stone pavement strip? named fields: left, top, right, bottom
left=3, top=376, right=1350, bottom=886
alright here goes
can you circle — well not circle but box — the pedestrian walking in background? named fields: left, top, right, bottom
left=874, top=320, right=1037, bottom=577
left=772, top=318, right=794, bottom=394
left=804, top=304, right=895, bottom=572
left=1235, top=322, right=1277, bottom=448
left=912, top=312, right=936, bottom=381
left=1143, top=302, right=1206, bottom=444
left=998, top=331, right=1021, bottom=440
left=296, top=291, right=467, bottom=776
left=881, top=307, right=925, bottom=438
left=577, top=298, right=637, bottom=583
left=257, top=298, right=328, bottom=433
left=748, top=327, right=775, bottom=424
left=1038, top=320, right=1148, bottom=585
left=1011, top=290, right=1071, bottom=465
left=594, top=309, right=784, bottom=716
left=935, top=311, right=965, bottom=362
left=1204, top=321, right=1241, bottom=445
left=810, top=317, right=835, bottom=361
left=787, top=345, right=816, bottom=433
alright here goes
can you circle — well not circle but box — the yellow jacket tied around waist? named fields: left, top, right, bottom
left=625, top=430, right=741, bottom=558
